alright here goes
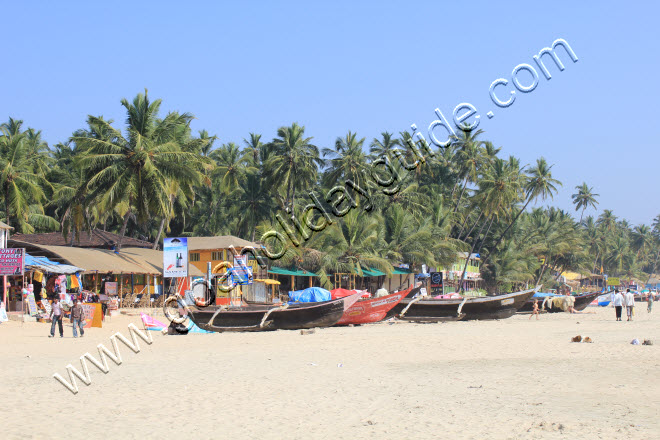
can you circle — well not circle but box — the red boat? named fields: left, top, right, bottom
left=335, top=287, right=412, bottom=325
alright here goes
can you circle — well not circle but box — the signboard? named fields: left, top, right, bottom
left=420, top=287, right=428, bottom=296
left=26, top=292, right=38, bottom=316
left=0, top=302, right=8, bottom=323
left=0, top=248, right=24, bottom=276
left=607, top=277, right=620, bottom=286
left=232, top=255, right=253, bottom=285
left=163, top=237, right=188, bottom=278
left=82, top=303, right=103, bottom=328
left=105, top=282, right=118, bottom=295
left=41, top=299, right=52, bottom=316
left=430, top=272, right=443, bottom=294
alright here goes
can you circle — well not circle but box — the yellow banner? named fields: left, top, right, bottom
left=607, top=277, right=620, bottom=286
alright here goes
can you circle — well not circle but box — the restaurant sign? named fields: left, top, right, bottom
left=0, top=248, right=24, bottom=276
left=607, top=277, right=620, bottom=286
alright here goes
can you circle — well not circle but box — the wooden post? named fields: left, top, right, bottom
left=309, top=277, right=312, bottom=288
left=291, top=275, right=294, bottom=292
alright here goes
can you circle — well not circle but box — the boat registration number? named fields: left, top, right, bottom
left=501, top=298, right=514, bottom=306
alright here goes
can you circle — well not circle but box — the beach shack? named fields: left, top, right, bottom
left=6, top=239, right=202, bottom=308
left=185, top=235, right=270, bottom=304
left=1, top=220, right=13, bottom=308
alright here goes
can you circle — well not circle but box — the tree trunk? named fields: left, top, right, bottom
left=481, top=196, right=532, bottom=266
left=536, top=258, right=552, bottom=285
left=474, top=216, right=495, bottom=256
left=117, top=209, right=132, bottom=251
left=459, top=215, right=490, bottom=292
left=153, top=217, right=166, bottom=250
left=453, top=177, right=469, bottom=213
left=458, top=212, right=483, bottom=241
left=4, top=185, right=10, bottom=229
left=455, top=209, right=477, bottom=240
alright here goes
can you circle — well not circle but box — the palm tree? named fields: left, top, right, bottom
left=0, top=118, right=57, bottom=232
left=210, top=142, right=253, bottom=195
left=458, top=158, right=521, bottom=290
left=322, top=131, right=369, bottom=189
left=312, top=209, right=393, bottom=288
left=485, top=157, right=561, bottom=260
left=572, top=182, right=599, bottom=221
left=73, top=90, right=207, bottom=249
left=369, top=132, right=400, bottom=160
left=264, top=123, right=322, bottom=211
left=243, top=133, right=264, bottom=168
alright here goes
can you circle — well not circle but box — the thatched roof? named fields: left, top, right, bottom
left=10, top=230, right=152, bottom=249
left=8, top=241, right=202, bottom=276
left=186, top=235, right=259, bottom=251
left=0, top=221, right=12, bottom=230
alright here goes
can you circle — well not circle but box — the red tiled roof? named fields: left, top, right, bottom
left=10, top=230, right=153, bottom=249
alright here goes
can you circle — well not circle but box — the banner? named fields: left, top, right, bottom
left=232, top=255, right=252, bottom=285
left=0, top=248, right=24, bottom=276
left=607, top=277, right=620, bottom=286
left=163, top=237, right=188, bottom=278
left=82, top=303, right=103, bottom=328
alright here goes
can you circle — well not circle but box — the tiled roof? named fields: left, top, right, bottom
left=10, top=230, right=153, bottom=249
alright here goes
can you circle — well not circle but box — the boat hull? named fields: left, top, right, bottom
left=187, top=295, right=356, bottom=332
left=519, top=291, right=601, bottom=313
left=390, top=288, right=537, bottom=321
left=335, top=288, right=411, bottom=325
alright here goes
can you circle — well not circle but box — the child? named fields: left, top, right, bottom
left=529, top=299, right=540, bottom=320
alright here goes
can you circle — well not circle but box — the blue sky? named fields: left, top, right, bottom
left=2, top=1, right=658, bottom=226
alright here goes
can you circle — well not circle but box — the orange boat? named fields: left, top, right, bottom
left=335, top=287, right=412, bottom=325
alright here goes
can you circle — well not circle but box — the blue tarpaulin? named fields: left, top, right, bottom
left=24, top=253, right=84, bottom=274
left=288, top=287, right=331, bottom=303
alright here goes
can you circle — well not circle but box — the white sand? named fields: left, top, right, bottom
left=1, top=306, right=659, bottom=439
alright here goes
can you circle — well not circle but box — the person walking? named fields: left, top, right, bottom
left=613, top=289, right=624, bottom=321
left=70, top=299, right=85, bottom=338
left=648, top=291, right=654, bottom=313
left=529, top=299, right=540, bottom=320
left=49, top=297, right=64, bottom=337
left=625, top=289, right=635, bottom=321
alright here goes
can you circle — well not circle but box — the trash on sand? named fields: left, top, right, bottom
left=583, top=337, right=593, bottom=343
left=642, top=339, right=653, bottom=346
left=631, top=338, right=640, bottom=345
left=571, top=335, right=582, bottom=343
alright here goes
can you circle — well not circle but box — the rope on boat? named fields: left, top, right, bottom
left=399, top=296, right=423, bottom=318
left=457, top=296, right=468, bottom=317
left=259, top=303, right=289, bottom=328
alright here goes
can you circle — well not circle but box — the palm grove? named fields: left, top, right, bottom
left=1, top=91, right=658, bottom=292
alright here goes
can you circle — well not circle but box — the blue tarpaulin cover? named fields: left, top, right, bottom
left=532, top=292, right=561, bottom=298
left=288, top=287, right=331, bottom=303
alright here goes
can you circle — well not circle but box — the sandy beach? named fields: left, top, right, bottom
left=2, top=306, right=659, bottom=440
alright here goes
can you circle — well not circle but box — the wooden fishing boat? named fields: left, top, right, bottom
left=170, top=294, right=360, bottom=333
left=335, top=287, right=412, bottom=326
left=573, top=291, right=601, bottom=311
left=388, top=288, right=538, bottom=322
left=519, top=291, right=601, bottom=313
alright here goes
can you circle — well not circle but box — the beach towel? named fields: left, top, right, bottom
left=140, top=313, right=168, bottom=331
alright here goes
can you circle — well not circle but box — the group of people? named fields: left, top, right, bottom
left=611, top=289, right=641, bottom=321
left=48, top=297, right=85, bottom=338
